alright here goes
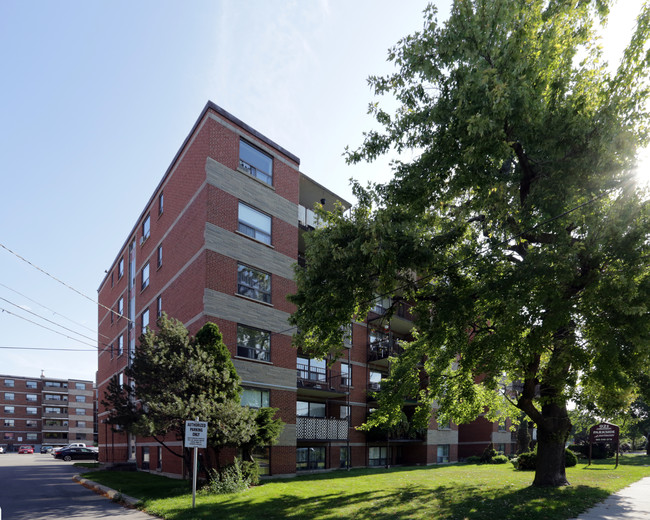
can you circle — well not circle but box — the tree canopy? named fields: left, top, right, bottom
left=102, top=315, right=283, bottom=471
left=290, top=0, right=650, bottom=487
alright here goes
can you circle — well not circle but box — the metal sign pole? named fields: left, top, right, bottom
left=192, top=445, right=198, bottom=508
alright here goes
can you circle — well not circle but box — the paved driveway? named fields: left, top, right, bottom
left=0, top=453, right=153, bottom=519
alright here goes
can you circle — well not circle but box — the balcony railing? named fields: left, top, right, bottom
left=297, top=364, right=349, bottom=393
left=298, top=205, right=322, bottom=230
left=296, top=416, right=348, bottom=440
left=237, top=345, right=270, bottom=362
left=368, top=338, right=403, bottom=363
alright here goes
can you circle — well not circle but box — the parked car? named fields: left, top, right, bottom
left=54, top=447, right=99, bottom=462
left=40, top=445, right=54, bottom=454
left=0, top=446, right=4, bottom=454
left=52, top=443, right=86, bottom=455
left=18, top=445, right=34, bottom=454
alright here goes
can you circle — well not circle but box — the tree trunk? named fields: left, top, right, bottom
left=533, top=402, right=571, bottom=487
left=517, top=419, right=531, bottom=454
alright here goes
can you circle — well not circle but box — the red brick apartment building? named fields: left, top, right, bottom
left=1, top=374, right=95, bottom=452
left=97, top=101, right=512, bottom=477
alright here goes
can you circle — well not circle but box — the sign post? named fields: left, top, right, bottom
left=588, top=422, right=619, bottom=468
left=185, top=418, right=208, bottom=508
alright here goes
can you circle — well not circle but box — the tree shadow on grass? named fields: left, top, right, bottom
left=155, top=480, right=612, bottom=520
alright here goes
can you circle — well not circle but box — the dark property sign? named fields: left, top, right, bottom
left=588, top=422, right=620, bottom=467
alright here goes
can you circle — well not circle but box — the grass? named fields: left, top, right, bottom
left=82, top=454, right=650, bottom=520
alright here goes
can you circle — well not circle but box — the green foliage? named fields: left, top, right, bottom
left=200, top=458, right=250, bottom=495
left=101, top=315, right=272, bottom=467
left=480, top=445, right=498, bottom=464
left=490, top=455, right=509, bottom=465
left=239, top=460, right=260, bottom=486
left=514, top=449, right=577, bottom=470
left=565, top=449, right=578, bottom=468
left=465, top=455, right=482, bottom=464
left=290, top=0, right=650, bottom=487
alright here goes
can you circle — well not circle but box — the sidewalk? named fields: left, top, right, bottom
left=570, top=476, right=650, bottom=519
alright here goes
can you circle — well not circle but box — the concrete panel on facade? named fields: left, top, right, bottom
left=233, top=359, right=296, bottom=392
left=205, top=223, right=295, bottom=280
left=204, top=288, right=292, bottom=332
left=491, top=431, right=512, bottom=444
left=427, top=429, right=459, bottom=445
left=206, top=158, right=299, bottom=226
left=274, top=422, right=297, bottom=447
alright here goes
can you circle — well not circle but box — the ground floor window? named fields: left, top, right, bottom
left=340, top=446, right=349, bottom=468
left=296, top=446, right=325, bottom=471
left=157, top=447, right=163, bottom=471
left=368, top=446, right=389, bottom=466
left=496, top=443, right=506, bottom=454
left=142, top=446, right=150, bottom=469
left=437, top=444, right=450, bottom=463
left=253, top=446, right=270, bottom=475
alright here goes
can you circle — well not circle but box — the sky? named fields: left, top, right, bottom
left=0, top=1, right=647, bottom=384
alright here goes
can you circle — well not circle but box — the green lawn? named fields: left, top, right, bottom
left=82, top=455, right=650, bottom=520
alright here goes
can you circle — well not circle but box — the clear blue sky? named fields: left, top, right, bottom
left=0, top=1, right=645, bottom=383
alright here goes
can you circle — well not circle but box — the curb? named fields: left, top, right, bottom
left=73, top=474, right=141, bottom=507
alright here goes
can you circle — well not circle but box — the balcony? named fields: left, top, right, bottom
left=296, top=417, right=348, bottom=441
left=368, top=338, right=403, bottom=366
left=298, top=205, right=322, bottom=230
left=297, top=364, right=349, bottom=398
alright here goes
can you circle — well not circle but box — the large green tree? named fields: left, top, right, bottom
left=290, top=0, right=650, bottom=486
left=102, top=315, right=283, bottom=472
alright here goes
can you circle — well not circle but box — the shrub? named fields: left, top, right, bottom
left=490, top=454, right=509, bottom=464
left=464, top=455, right=481, bottom=464
left=239, top=460, right=260, bottom=486
left=479, top=444, right=498, bottom=464
left=565, top=448, right=578, bottom=467
left=200, top=458, right=250, bottom=495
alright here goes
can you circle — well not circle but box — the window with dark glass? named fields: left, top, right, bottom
left=158, top=192, right=164, bottom=215
left=239, top=140, right=273, bottom=185
left=437, top=444, right=450, bottom=463
left=141, top=263, right=150, bottom=291
left=142, top=214, right=151, bottom=242
left=237, top=264, right=271, bottom=303
left=241, top=388, right=270, bottom=408
left=118, top=257, right=124, bottom=278
left=296, top=401, right=326, bottom=417
left=341, top=363, right=351, bottom=386
left=238, top=202, right=271, bottom=244
left=237, top=325, right=270, bottom=361
left=157, top=245, right=163, bottom=268
left=296, top=446, right=325, bottom=471
left=4, top=419, right=14, bottom=427
left=369, top=446, right=389, bottom=466
left=156, top=296, right=162, bottom=318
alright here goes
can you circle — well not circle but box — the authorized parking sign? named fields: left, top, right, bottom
left=184, top=420, right=208, bottom=449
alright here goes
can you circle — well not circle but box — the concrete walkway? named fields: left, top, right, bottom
left=570, top=476, right=650, bottom=519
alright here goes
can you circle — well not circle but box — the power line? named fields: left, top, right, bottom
left=0, top=282, right=110, bottom=340
left=0, top=306, right=98, bottom=349
left=0, top=241, right=132, bottom=323
left=0, top=345, right=96, bottom=352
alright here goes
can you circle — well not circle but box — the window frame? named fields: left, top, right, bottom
left=238, top=202, right=272, bottom=245
left=118, top=257, right=124, bottom=279
left=156, top=296, right=162, bottom=318
left=239, top=139, right=273, bottom=185
left=142, top=308, right=150, bottom=332
left=158, top=192, right=164, bottom=216
left=142, top=214, right=151, bottom=242
left=241, top=387, right=270, bottom=408
left=237, top=324, right=271, bottom=362
left=118, top=335, right=124, bottom=356
left=157, top=245, right=163, bottom=268
left=237, top=264, right=271, bottom=304
left=26, top=380, right=37, bottom=389
left=141, top=262, right=150, bottom=291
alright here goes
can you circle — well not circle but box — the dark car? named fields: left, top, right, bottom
left=40, top=445, right=54, bottom=454
left=54, top=447, right=99, bottom=462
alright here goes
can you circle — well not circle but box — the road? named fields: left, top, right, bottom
left=0, top=453, right=154, bottom=519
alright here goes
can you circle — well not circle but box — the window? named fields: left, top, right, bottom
left=369, top=446, right=389, bottom=466
left=297, top=356, right=327, bottom=382
left=241, top=388, right=270, bottom=408
left=237, top=325, right=270, bottom=361
left=498, top=421, right=507, bottom=432
left=45, top=381, right=66, bottom=388
left=26, top=420, right=37, bottom=428
left=4, top=393, right=14, bottom=400
left=239, top=140, right=273, bottom=185
left=341, top=363, right=351, bottom=386
left=111, top=272, right=114, bottom=287
left=237, top=264, right=271, bottom=303
left=118, top=335, right=124, bottom=356
left=158, top=192, right=164, bottom=215
left=77, top=421, right=87, bottom=428
left=252, top=446, right=270, bottom=475
left=340, top=405, right=350, bottom=420
left=4, top=419, right=14, bottom=427
left=75, top=382, right=86, bottom=390
left=76, top=433, right=87, bottom=441
left=26, top=394, right=37, bottom=402
left=26, top=433, right=37, bottom=441
left=4, top=379, right=14, bottom=387
left=26, top=407, right=37, bottom=415
left=496, top=443, right=506, bottom=453
left=238, top=202, right=271, bottom=244
left=340, top=446, right=349, bottom=469
left=118, top=257, right=124, bottom=278
left=437, top=444, right=450, bottom=463
left=45, top=407, right=63, bottom=414
left=142, top=214, right=151, bottom=242
left=75, top=395, right=86, bottom=403
left=118, top=372, right=124, bottom=387
left=3, top=433, right=14, bottom=441
left=75, top=408, right=86, bottom=415
left=157, top=446, right=163, bottom=471
left=156, top=296, right=162, bottom=318
left=296, top=401, right=326, bottom=418
left=45, top=394, right=65, bottom=401
left=296, top=446, right=325, bottom=471
left=4, top=406, right=14, bottom=414
left=26, top=380, right=37, bottom=389
left=141, top=263, right=150, bottom=291
left=142, top=309, right=150, bottom=332
left=369, top=370, right=383, bottom=391
left=142, top=446, right=150, bottom=469
left=118, top=297, right=124, bottom=317
left=438, top=418, right=451, bottom=430
left=157, top=245, right=163, bottom=268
